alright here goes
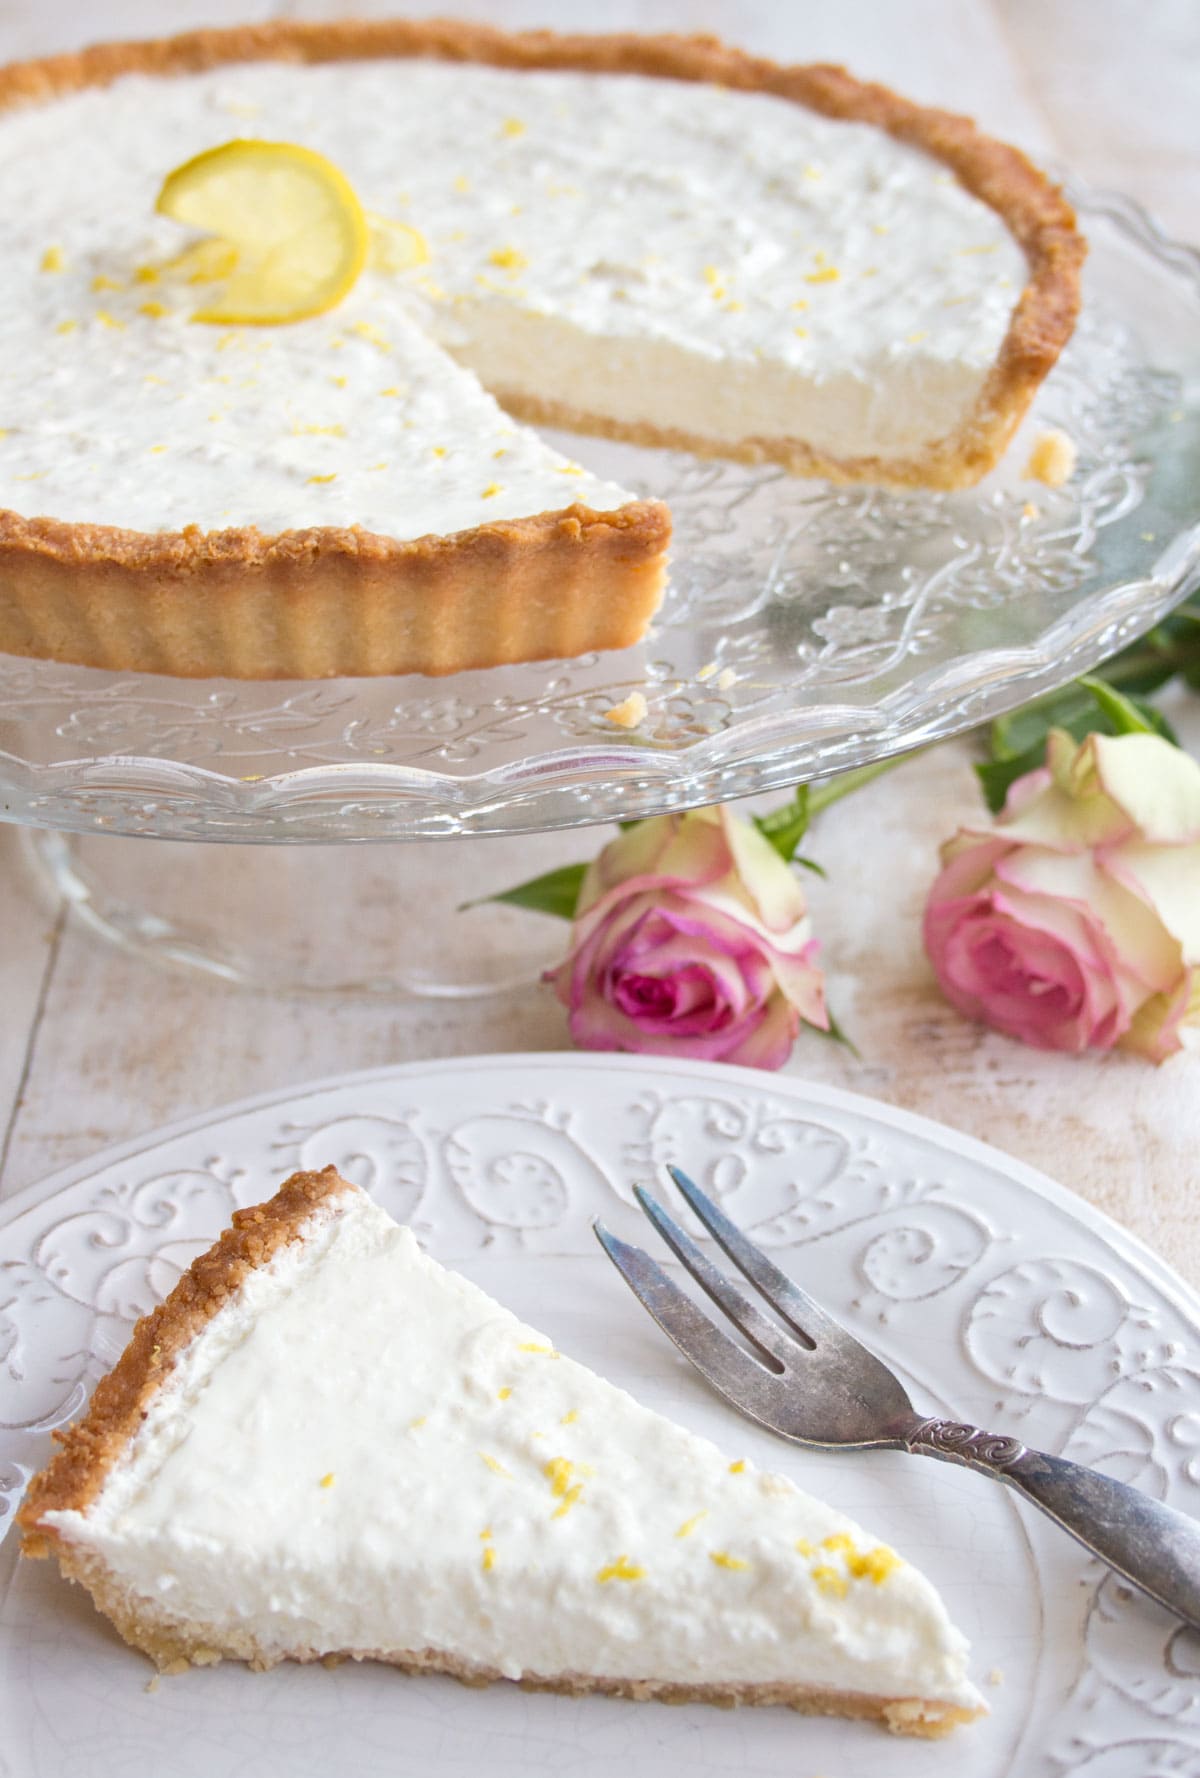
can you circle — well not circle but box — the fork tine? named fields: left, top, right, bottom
left=632, top=1186, right=792, bottom=1368
left=665, top=1165, right=846, bottom=1349
left=593, top=1219, right=782, bottom=1411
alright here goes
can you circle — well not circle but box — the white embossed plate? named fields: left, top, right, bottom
left=1, top=181, right=1198, bottom=842
left=2, top=1054, right=1199, bottom=1778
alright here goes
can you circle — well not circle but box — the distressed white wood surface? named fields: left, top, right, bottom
left=1, top=0, right=1197, bottom=1284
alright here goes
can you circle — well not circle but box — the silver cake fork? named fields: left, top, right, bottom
left=594, top=1164, right=1200, bottom=1632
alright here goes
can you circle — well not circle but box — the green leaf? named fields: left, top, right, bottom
left=811, top=1003, right=859, bottom=1059
left=754, top=784, right=810, bottom=863
left=988, top=675, right=1177, bottom=767
left=990, top=685, right=1097, bottom=760
left=460, top=861, right=586, bottom=922
left=1103, top=657, right=1184, bottom=698
left=794, top=854, right=826, bottom=877
left=1076, top=675, right=1159, bottom=736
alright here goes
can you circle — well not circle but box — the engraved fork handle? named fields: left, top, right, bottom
left=899, top=1416, right=1200, bottom=1632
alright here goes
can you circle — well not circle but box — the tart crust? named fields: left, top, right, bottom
left=0, top=20, right=1086, bottom=678
left=19, top=1164, right=980, bottom=1740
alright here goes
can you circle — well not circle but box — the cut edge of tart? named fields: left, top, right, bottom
left=0, top=19, right=1085, bottom=680
left=19, top=1165, right=986, bottom=1739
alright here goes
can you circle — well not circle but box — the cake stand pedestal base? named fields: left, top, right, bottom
left=21, top=827, right=584, bottom=999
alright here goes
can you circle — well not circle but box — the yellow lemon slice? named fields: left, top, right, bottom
left=156, top=139, right=370, bottom=325
left=367, top=214, right=431, bottom=274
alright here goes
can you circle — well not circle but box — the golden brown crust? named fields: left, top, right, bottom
left=45, top=1544, right=978, bottom=1738
left=18, top=1166, right=356, bottom=1537
left=0, top=18, right=1084, bottom=674
left=0, top=500, right=670, bottom=677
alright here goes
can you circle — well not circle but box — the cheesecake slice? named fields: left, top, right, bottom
left=0, top=20, right=1082, bottom=678
left=20, top=1167, right=985, bottom=1738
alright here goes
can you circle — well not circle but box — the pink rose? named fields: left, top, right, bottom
left=924, top=730, right=1200, bottom=1059
left=546, top=806, right=827, bottom=1069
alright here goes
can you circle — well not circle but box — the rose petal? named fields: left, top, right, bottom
left=719, top=993, right=800, bottom=1070
left=1119, top=967, right=1200, bottom=1063
left=1102, top=839, right=1200, bottom=962
left=576, top=815, right=675, bottom=914
left=719, top=806, right=809, bottom=932
left=995, top=735, right=1134, bottom=852
left=767, top=942, right=829, bottom=1029
left=577, top=810, right=730, bottom=917
left=934, top=832, right=1015, bottom=889
left=990, top=881, right=1142, bottom=1032
left=995, top=845, right=1183, bottom=992
left=924, top=889, right=1127, bottom=1052
left=1092, top=733, right=1200, bottom=845
left=1000, top=763, right=1053, bottom=820
left=934, top=907, right=1094, bottom=1050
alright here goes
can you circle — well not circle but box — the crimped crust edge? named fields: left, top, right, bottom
left=18, top=1165, right=358, bottom=1536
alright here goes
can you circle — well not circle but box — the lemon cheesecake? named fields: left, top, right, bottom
left=0, top=20, right=1083, bottom=678
left=20, top=1167, right=985, bottom=1738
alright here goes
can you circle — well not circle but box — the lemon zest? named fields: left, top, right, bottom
left=812, top=1564, right=848, bottom=1599
left=544, top=1457, right=574, bottom=1497
left=596, top=1555, right=643, bottom=1583
left=552, top=1485, right=584, bottom=1519
left=846, top=1544, right=901, bottom=1585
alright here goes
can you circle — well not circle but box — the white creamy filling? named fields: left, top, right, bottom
left=0, top=59, right=1026, bottom=537
left=46, top=1190, right=981, bottom=1712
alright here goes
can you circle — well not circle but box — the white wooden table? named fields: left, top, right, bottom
left=2, top=0, right=1198, bottom=1282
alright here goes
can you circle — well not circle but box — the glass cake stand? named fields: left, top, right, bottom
left=6, top=178, right=1200, bottom=994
